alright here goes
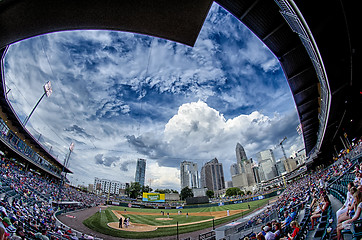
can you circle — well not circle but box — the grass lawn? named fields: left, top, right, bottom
left=83, top=198, right=271, bottom=239
left=125, top=214, right=213, bottom=226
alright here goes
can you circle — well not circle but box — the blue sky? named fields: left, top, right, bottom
left=3, top=3, right=303, bottom=190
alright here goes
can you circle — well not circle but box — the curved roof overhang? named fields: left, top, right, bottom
left=0, top=0, right=360, bottom=166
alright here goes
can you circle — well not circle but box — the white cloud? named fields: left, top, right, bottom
left=146, top=161, right=180, bottom=190
left=126, top=100, right=303, bottom=186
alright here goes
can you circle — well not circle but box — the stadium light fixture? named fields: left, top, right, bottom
left=58, top=142, right=74, bottom=202
left=23, top=81, right=52, bottom=126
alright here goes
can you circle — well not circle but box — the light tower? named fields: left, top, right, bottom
left=23, top=81, right=53, bottom=126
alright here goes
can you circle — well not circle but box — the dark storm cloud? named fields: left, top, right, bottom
left=125, top=135, right=179, bottom=168
left=120, top=160, right=135, bottom=172
left=64, top=125, right=93, bottom=139
left=94, top=154, right=119, bottom=167
left=125, top=135, right=164, bottom=158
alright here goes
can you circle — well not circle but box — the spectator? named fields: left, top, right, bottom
left=336, top=182, right=354, bottom=220
left=264, top=225, right=276, bottom=240
left=337, top=187, right=357, bottom=223
left=310, top=194, right=330, bottom=230
left=273, top=222, right=282, bottom=240
left=336, top=190, right=362, bottom=240
left=260, top=225, right=266, bottom=236
left=281, top=221, right=300, bottom=240
left=257, top=232, right=266, bottom=240
left=281, top=212, right=292, bottom=229
left=34, top=228, right=49, bottom=240
left=1, top=226, right=8, bottom=240
left=14, top=226, right=25, bottom=240
left=289, top=208, right=296, bottom=220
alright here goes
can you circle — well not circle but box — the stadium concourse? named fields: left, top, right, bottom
left=0, top=139, right=360, bottom=240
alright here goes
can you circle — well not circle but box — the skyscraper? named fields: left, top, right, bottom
left=180, top=161, right=200, bottom=189
left=276, top=158, right=287, bottom=175
left=236, top=143, right=247, bottom=163
left=230, top=163, right=240, bottom=176
left=232, top=143, right=255, bottom=188
left=135, top=158, right=146, bottom=186
left=200, top=158, right=225, bottom=191
left=251, top=163, right=261, bottom=183
left=256, top=149, right=277, bottom=181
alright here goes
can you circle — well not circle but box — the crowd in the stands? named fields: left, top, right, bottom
left=243, top=137, right=362, bottom=240
left=0, top=156, right=104, bottom=239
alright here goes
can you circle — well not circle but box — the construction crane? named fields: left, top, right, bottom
left=280, top=136, right=287, bottom=160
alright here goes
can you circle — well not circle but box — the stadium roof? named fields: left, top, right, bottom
left=0, top=0, right=360, bottom=165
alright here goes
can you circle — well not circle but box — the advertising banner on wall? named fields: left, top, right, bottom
left=142, top=193, right=165, bottom=202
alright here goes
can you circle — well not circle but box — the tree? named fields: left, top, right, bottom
left=154, top=188, right=179, bottom=194
left=126, top=182, right=142, bottom=199
left=225, top=187, right=242, bottom=197
left=142, top=185, right=152, bottom=193
left=180, top=186, right=194, bottom=200
left=206, top=190, right=214, bottom=199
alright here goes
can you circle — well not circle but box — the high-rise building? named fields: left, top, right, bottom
left=251, top=163, right=261, bottom=183
left=135, top=158, right=146, bottom=186
left=225, top=181, right=233, bottom=188
left=200, top=158, right=225, bottom=191
left=232, top=143, right=256, bottom=188
left=93, top=177, right=125, bottom=194
left=282, top=157, right=300, bottom=173
left=276, top=158, right=287, bottom=175
left=230, top=163, right=240, bottom=176
left=236, top=143, right=247, bottom=163
left=180, top=161, right=199, bottom=189
left=256, top=149, right=277, bottom=181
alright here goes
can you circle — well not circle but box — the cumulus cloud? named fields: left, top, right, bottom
left=127, top=100, right=303, bottom=180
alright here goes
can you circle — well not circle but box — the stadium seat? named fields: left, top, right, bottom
left=351, top=219, right=362, bottom=240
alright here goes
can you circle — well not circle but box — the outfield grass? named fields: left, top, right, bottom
left=125, top=214, right=213, bottom=226
left=83, top=198, right=270, bottom=239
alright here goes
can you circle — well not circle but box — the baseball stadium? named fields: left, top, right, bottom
left=0, top=0, right=361, bottom=240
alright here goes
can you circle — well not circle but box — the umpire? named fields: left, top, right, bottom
left=119, top=217, right=123, bottom=228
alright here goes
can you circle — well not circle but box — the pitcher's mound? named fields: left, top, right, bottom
left=155, top=218, right=173, bottom=221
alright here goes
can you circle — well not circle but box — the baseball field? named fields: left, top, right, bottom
left=83, top=198, right=270, bottom=239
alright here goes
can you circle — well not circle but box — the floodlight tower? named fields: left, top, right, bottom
left=58, top=142, right=74, bottom=202
left=23, top=81, right=52, bottom=126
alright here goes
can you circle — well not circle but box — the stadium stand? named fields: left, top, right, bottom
left=0, top=156, right=104, bottom=239
left=213, top=139, right=362, bottom=240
